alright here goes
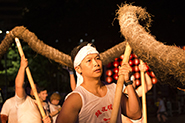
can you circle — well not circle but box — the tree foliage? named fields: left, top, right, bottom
left=0, top=43, right=20, bottom=86
left=0, top=42, right=71, bottom=97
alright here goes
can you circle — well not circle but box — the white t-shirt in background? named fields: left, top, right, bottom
left=1, top=96, right=18, bottom=123
left=15, top=95, right=42, bottom=123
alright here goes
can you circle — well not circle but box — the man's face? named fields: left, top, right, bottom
left=39, top=90, right=48, bottom=101
left=77, top=53, right=102, bottom=79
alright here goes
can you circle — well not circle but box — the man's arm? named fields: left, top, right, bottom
left=121, top=85, right=141, bottom=120
left=70, top=73, right=76, bottom=91
left=119, top=63, right=142, bottom=120
left=0, top=114, right=8, bottom=123
left=136, top=63, right=153, bottom=97
left=64, top=67, right=76, bottom=91
left=136, top=73, right=152, bottom=97
left=56, top=93, right=82, bottom=123
left=1, top=98, right=10, bottom=123
left=144, top=72, right=153, bottom=91
left=15, top=56, right=28, bottom=98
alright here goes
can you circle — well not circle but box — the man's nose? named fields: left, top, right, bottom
left=93, top=59, right=99, bottom=67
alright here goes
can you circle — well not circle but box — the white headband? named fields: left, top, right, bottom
left=74, top=43, right=99, bottom=87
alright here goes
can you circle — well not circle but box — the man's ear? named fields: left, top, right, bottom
left=75, top=66, right=82, bottom=74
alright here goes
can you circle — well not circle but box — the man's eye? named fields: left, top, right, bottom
left=87, top=60, right=91, bottom=62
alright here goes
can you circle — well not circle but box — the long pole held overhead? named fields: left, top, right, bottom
left=14, top=37, right=46, bottom=118
left=110, top=42, right=132, bottom=123
left=140, top=60, right=147, bottom=123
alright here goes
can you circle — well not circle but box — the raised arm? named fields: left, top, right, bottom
left=136, top=63, right=153, bottom=97
left=119, top=63, right=142, bottom=120
left=64, top=67, right=76, bottom=91
left=15, top=56, right=28, bottom=98
left=70, top=72, right=76, bottom=91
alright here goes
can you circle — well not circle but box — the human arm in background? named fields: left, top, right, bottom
left=0, top=114, right=8, bottom=123
left=119, top=63, right=142, bottom=120
left=69, top=71, right=76, bottom=91
left=0, top=99, right=9, bottom=123
left=63, top=66, right=76, bottom=91
left=49, top=107, right=62, bottom=117
left=123, top=62, right=152, bottom=97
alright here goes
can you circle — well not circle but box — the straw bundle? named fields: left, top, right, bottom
left=0, top=26, right=127, bottom=68
left=0, top=26, right=72, bottom=67
left=116, top=4, right=185, bottom=88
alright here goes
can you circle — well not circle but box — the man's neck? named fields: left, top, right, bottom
left=81, top=78, right=106, bottom=97
left=39, top=98, right=44, bottom=103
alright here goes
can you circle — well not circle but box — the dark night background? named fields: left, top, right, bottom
left=0, top=0, right=185, bottom=54
left=1, top=1, right=185, bottom=121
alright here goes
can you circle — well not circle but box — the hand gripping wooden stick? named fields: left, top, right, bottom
left=110, top=42, right=132, bottom=123
left=140, top=60, right=147, bottom=123
left=15, top=37, right=46, bottom=118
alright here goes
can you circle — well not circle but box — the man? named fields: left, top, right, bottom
left=37, top=87, right=50, bottom=116
left=0, top=96, right=18, bottom=123
left=68, top=52, right=152, bottom=123
left=15, top=55, right=51, bottom=123
left=56, top=42, right=142, bottom=123
left=157, top=96, right=168, bottom=123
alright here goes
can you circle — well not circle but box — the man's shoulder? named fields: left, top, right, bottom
left=65, top=92, right=82, bottom=106
left=3, top=96, right=16, bottom=104
left=66, top=92, right=82, bottom=100
left=63, top=92, right=82, bottom=111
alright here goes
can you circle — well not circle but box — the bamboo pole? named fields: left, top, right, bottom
left=110, top=42, right=132, bottom=123
left=15, top=37, right=46, bottom=118
left=140, top=60, right=147, bottom=123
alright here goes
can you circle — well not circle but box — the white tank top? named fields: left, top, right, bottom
left=68, top=83, right=122, bottom=123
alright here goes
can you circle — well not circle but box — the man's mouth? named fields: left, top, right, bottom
left=94, top=68, right=101, bottom=72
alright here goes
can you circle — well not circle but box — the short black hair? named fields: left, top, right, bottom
left=71, top=42, right=96, bottom=65
left=37, top=86, right=47, bottom=93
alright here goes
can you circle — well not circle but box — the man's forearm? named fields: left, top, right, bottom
left=1, top=114, right=8, bottom=123
left=144, top=73, right=153, bottom=91
left=126, top=84, right=142, bottom=119
left=15, top=66, right=26, bottom=98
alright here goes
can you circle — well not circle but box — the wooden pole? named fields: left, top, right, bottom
left=110, top=42, right=132, bottom=123
left=140, top=60, right=147, bottom=123
left=15, top=37, right=46, bottom=118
